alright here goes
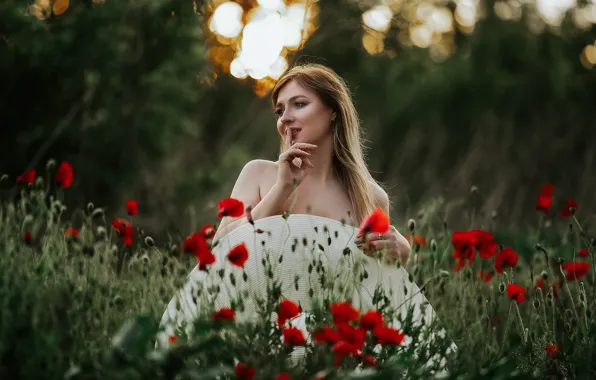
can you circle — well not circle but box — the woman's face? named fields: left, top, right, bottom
left=275, top=80, right=334, bottom=146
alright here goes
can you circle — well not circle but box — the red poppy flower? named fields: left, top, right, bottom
left=478, top=270, right=493, bottom=283
left=332, top=340, right=359, bottom=367
left=182, top=232, right=207, bottom=254
left=329, top=301, right=359, bottom=325
left=197, top=249, right=216, bottom=271
left=235, top=363, right=255, bottom=380
left=277, top=299, right=301, bottom=326
left=125, top=200, right=138, bottom=215
left=64, top=227, right=79, bottom=238
left=454, top=258, right=467, bottom=272
left=168, top=335, right=178, bottom=344
left=359, top=310, right=384, bottom=330
left=494, top=248, right=519, bottom=274
left=336, top=323, right=367, bottom=348
left=546, top=343, right=560, bottom=357
left=536, top=184, right=554, bottom=215
left=506, top=283, right=527, bottom=303
left=55, top=161, right=74, bottom=188
left=277, top=373, right=292, bottom=380
left=578, top=248, right=589, bottom=257
left=16, top=169, right=36, bottom=185
left=404, top=233, right=427, bottom=247
left=330, top=325, right=367, bottom=366
left=373, top=326, right=406, bottom=345
left=201, top=224, right=216, bottom=239
left=452, top=230, right=498, bottom=268
left=560, top=198, right=578, bottom=216
left=217, top=198, right=244, bottom=218
left=282, top=326, right=307, bottom=346
left=359, top=353, right=376, bottom=367
left=227, top=242, right=249, bottom=268
left=313, top=326, right=341, bottom=344
left=358, top=208, right=390, bottom=237
left=212, top=307, right=235, bottom=321
left=562, top=261, right=590, bottom=282
left=111, top=218, right=134, bottom=246
left=24, top=231, right=32, bottom=244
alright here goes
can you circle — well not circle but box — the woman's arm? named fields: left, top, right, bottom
left=372, top=183, right=411, bottom=259
left=212, top=160, right=294, bottom=243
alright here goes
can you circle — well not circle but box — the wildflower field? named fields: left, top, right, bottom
left=1, top=161, right=594, bottom=380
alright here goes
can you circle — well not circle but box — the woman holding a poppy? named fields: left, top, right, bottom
left=212, top=63, right=410, bottom=265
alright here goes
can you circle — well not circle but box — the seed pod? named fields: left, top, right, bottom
left=408, top=219, right=416, bottom=232
left=499, top=282, right=506, bottom=293
left=144, top=236, right=155, bottom=247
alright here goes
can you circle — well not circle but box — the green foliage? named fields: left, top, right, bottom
left=1, top=168, right=595, bottom=379
left=0, top=0, right=209, bottom=207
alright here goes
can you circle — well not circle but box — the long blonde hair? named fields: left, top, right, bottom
left=271, top=63, right=382, bottom=226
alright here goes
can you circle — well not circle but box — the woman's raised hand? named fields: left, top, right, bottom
left=277, top=127, right=317, bottom=189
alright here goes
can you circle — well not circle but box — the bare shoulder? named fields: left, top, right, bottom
left=242, top=159, right=275, bottom=171
left=371, top=181, right=390, bottom=214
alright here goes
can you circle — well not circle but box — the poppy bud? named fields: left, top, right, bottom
left=408, top=219, right=416, bottom=232
left=141, top=254, right=149, bottom=264
left=470, top=185, right=478, bottom=194
left=534, top=243, right=546, bottom=253
left=558, top=257, right=564, bottom=265
left=430, top=239, right=437, bottom=252
left=91, top=208, right=104, bottom=218
left=541, top=270, right=548, bottom=280
left=144, top=236, right=154, bottom=247
left=565, top=309, right=573, bottom=318
left=87, top=202, right=94, bottom=212
left=217, top=269, right=225, bottom=279
left=0, top=174, right=7, bottom=183
left=591, top=238, right=596, bottom=247
left=443, top=220, right=447, bottom=230
left=414, top=244, right=421, bottom=253
left=439, top=270, right=449, bottom=277
left=34, top=177, right=44, bottom=189
left=46, top=159, right=56, bottom=172
left=568, top=206, right=576, bottom=215
left=533, top=299, right=540, bottom=309
left=363, top=270, right=368, bottom=279
left=229, top=272, right=236, bottom=286
left=499, top=282, right=506, bottom=293
left=243, top=271, right=248, bottom=282
left=491, top=210, right=497, bottom=220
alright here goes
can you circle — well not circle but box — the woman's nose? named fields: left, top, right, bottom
left=279, top=110, right=294, bottom=124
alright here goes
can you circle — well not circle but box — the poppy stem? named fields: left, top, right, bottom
left=513, top=302, right=526, bottom=343
left=497, top=301, right=514, bottom=358
left=571, top=215, right=596, bottom=297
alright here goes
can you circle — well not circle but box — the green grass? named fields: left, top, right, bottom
left=0, top=170, right=595, bottom=379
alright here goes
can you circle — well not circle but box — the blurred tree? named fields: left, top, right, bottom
left=0, top=0, right=209, bottom=209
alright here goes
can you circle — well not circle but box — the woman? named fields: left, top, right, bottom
left=212, top=63, right=411, bottom=263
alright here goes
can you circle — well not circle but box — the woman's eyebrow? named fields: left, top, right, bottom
left=276, top=95, right=308, bottom=108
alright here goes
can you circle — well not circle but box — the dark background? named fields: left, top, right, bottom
left=1, top=0, right=595, bottom=236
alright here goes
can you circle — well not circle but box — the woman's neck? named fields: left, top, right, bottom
left=302, top=137, right=336, bottom=185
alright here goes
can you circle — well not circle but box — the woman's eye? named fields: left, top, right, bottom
left=295, top=102, right=306, bottom=108
left=275, top=109, right=283, bottom=117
